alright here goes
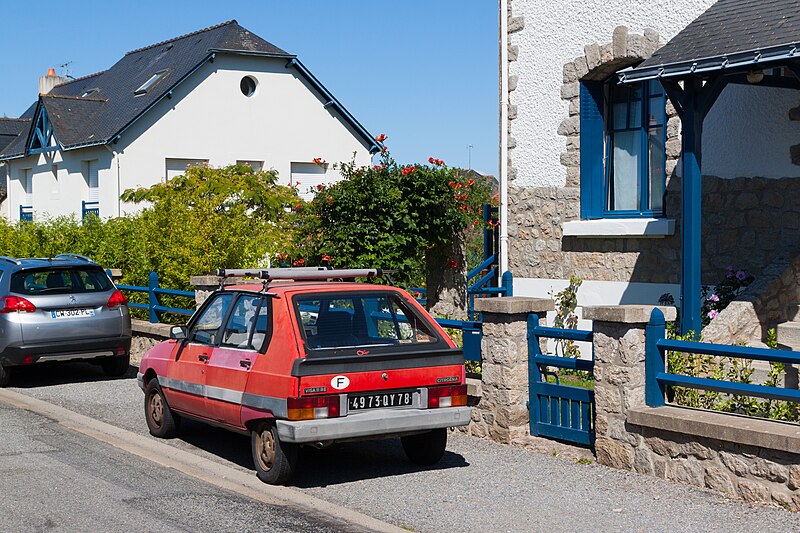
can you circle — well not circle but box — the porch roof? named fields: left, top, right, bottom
left=619, top=0, right=800, bottom=83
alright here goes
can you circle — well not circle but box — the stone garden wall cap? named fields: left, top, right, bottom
left=582, top=304, right=677, bottom=323
left=190, top=275, right=248, bottom=287
left=473, top=296, right=554, bottom=315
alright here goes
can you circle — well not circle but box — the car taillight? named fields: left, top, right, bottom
left=287, top=395, right=341, bottom=421
left=107, top=290, right=128, bottom=308
left=0, top=295, right=36, bottom=313
left=427, top=384, right=467, bottom=408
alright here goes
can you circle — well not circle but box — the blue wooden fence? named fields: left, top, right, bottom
left=528, top=314, right=595, bottom=446
left=114, top=271, right=196, bottom=323
left=645, top=308, right=800, bottom=407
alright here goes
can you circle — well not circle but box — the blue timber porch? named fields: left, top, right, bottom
left=618, top=1, right=800, bottom=336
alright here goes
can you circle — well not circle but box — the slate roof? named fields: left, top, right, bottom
left=0, top=21, right=380, bottom=158
left=621, top=0, right=800, bottom=82
left=0, top=119, right=30, bottom=152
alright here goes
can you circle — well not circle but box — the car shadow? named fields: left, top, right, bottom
left=9, top=361, right=136, bottom=388
left=291, top=440, right=469, bottom=488
left=173, top=418, right=469, bottom=486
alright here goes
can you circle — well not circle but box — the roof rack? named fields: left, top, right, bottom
left=0, top=256, right=20, bottom=265
left=54, top=253, right=93, bottom=262
left=215, top=267, right=384, bottom=281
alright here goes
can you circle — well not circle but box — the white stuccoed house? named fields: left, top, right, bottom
left=0, top=20, right=380, bottom=221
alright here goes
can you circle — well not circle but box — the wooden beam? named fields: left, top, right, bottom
left=659, top=80, right=685, bottom=119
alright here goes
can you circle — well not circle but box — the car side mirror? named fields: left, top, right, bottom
left=170, top=326, right=188, bottom=340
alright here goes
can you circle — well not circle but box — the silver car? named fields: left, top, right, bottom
left=0, top=254, right=132, bottom=386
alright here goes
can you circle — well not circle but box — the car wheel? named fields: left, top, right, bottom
left=101, top=354, right=130, bottom=377
left=251, top=422, right=297, bottom=485
left=144, top=379, right=179, bottom=438
left=0, top=364, right=8, bottom=387
left=401, top=428, right=448, bottom=466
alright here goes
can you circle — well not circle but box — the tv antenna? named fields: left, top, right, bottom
left=59, top=61, right=74, bottom=80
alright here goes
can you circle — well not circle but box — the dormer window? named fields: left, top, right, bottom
left=81, top=88, right=99, bottom=98
left=134, top=70, right=168, bottom=96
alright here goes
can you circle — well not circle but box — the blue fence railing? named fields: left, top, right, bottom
left=528, top=314, right=595, bottom=446
left=435, top=318, right=482, bottom=362
left=82, top=200, right=99, bottom=220
left=645, top=308, right=800, bottom=407
left=114, top=271, right=196, bottom=323
left=19, top=205, right=32, bottom=222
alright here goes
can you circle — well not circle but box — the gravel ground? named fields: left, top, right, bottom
left=10, top=362, right=800, bottom=532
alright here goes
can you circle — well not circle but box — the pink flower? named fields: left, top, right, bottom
left=709, top=294, right=719, bottom=303
left=708, top=310, right=719, bottom=320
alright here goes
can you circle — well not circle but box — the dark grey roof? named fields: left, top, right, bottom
left=0, top=119, right=30, bottom=152
left=0, top=20, right=379, bottom=158
left=620, top=0, right=800, bottom=82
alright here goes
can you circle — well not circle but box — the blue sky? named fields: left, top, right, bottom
left=0, top=1, right=499, bottom=176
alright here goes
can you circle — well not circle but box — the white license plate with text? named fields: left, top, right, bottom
left=51, top=309, right=95, bottom=319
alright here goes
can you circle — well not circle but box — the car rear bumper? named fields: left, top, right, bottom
left=276, top=406, right=471, bottom=444
left=0, top=336, right=132, bottom=366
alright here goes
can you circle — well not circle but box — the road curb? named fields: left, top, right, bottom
left=0, top=388, right=403, bottom=533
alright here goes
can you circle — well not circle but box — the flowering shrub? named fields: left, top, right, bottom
left=296, top=149, right=494, bottom=287
left=701, top=265, right=754, bottom=327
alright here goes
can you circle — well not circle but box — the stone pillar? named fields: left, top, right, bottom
left=583, top=305, right=676, bottom=470
left=189, top=275, right=248, bottom=308
left=470, top=297, right=554, bottom=444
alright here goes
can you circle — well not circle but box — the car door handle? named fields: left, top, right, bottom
left=198, top=354, right=209, bottom=363
left=239, top=359, right=251, bottom=369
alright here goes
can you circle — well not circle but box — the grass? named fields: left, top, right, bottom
left=544, top=371, right=595, bottom=390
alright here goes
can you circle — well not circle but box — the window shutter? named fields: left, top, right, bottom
left=579, top=82, right=605, bottom=219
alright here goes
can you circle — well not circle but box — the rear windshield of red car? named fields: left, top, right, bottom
left=293, top=291, right=445, bottom=353
left=10, top=267, right=113, bottom=295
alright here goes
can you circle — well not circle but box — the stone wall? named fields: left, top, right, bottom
left=702, top=256, right=800, bottom=346
left=587, top=304, right=800, bottom=511
left=130, top=320, right=172, bottom=364
left=509, top=176, right=800, bottom=287
left=465, top=297, right=552, bottom=444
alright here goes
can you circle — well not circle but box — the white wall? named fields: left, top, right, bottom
left=510, top=0, right=716, bottom=188
left=5, top=54, right=373, bottom=220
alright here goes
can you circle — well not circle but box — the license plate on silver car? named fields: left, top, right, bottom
left=348, top=391, right=414, bottom=411
left=51, top=309, right=95, bottom=319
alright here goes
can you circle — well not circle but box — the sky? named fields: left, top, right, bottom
left=0, top=1, right=499, bottom=176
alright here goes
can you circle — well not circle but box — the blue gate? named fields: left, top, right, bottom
left=527, top=314, right=595, bottom=446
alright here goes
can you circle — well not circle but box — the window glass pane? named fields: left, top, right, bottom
left=221, top=295, right=263, bottom=349
left=10, top=267, right=111, bottom=295
left=610, top=130, right=641, bottom=211
left=612, top=103, right=628, bottom=130
left=295, top=293, right=442, bottom=353
left=189, top=293, right=234, bottom=345
left=648, top=126, right=665, bottom=212
left=251, top=301, right=269, bottom=350
left=648, top=96, right=665, bottom=127
left=629, top=99, right=642, bottom=129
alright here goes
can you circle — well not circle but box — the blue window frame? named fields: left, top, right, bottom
left=580, top=80, right=666, bottom=219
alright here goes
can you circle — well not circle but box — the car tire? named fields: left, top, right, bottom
left=144, top=379, right=180, bottom=438
left=401, top=428, right=448, bottom=466
left=0, top=364, right=8, bottom=387
left=251, top=422, right=297, bottom=485
left=101, top=354, right=130, bottom=377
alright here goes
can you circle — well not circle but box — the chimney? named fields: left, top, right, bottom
left=38, top=67, right=68, bottom=95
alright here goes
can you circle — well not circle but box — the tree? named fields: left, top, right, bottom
left=120, top=163, right=300, bottom=288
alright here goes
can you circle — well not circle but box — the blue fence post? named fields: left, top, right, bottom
left=501, top=271, right=513, bottom=297
left=527, top=313, right=542, bottom=436
left=148, top=271, right=160, bottom=323
left=645, top=308, right=666, bottom=407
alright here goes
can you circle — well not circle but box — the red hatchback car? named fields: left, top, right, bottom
left=138, top=268, right=471, bottom=484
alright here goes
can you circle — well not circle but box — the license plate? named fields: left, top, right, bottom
left=348, top=391, right=414, bottom=411
left=50, top=309, right=95, bottom=319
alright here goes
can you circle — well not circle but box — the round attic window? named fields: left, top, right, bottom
left=240, top=76, right=257, bottom=97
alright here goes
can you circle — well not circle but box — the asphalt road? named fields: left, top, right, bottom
left=8, top=361, right=800, bottom=532
left=0, top=397, right=360, bottom=533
